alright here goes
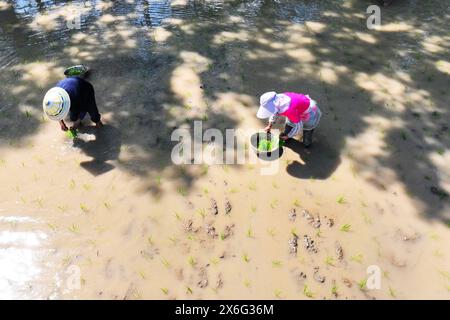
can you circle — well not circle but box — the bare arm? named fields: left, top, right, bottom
left=59, top=120, right=68, bottom=131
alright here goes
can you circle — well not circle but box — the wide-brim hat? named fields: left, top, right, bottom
left=256, top=91, right=277, bottom=119
left=43, top=87, right=71, bottom=121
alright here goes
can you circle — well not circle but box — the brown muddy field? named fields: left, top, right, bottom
left=0, top=0, right=449, bottom=299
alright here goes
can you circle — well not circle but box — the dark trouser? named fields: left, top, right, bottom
left=283, top=123, right=314, bottom=147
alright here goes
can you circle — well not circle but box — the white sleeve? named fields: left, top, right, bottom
left=269, top=113, right=280, bottom=124
left=287, top=122, right=303, bottom=138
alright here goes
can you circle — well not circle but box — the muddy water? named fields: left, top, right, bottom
left=0, top=0, right=449, bottom=299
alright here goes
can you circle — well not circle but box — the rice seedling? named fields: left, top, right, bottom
left=274, top=289, right=282, bottom=299
left=103, top=202, right=111, bottom=210
left=250, top=205, right=257, bottom=213
left=388, top=286, right=396, bottom=298
left=340, top=224, right=352, bottom=232
left=331, top=284, right=338, bottom=296
left=47, top=223, right=57, bottom=231
left=272, top=181, right=279, bottom=189
left=168, top=235, right=178, bottom=245
left=336, top=196, right=346, bottom=204
left=270, top=199, right=278, bottom=209
left=57, top=205, right=67, bottom=213
left=293, top=199, right=301, bottom=207
left=272, top=260, right=282, bottom=268
left=316, top=230, right=323, bottom=238
left=291, top=228, right=299, bottom=238
left=243, top=279, right=251, bottom=288
left=429, top=233, right=440, bottom=240
left=220, top=233, right=226, bottom=241
left=34, top=197, right=44, bottom=208
left=69, top=179, right=76, bottom=190
left=188, top=256, right=197, bottom=267
left=68, top=224, right=79, bottom=234
left=203, top=187, right=209, bottom=194
left=156, top=176, right=162, bottom=186
left=160, top=288, right=169, bottom=295
left=351, top=254, right=364, bottom=264
left=242, top=253, right=250, bottom=263
left=80, top=203, right=89, bottom=213
left=197, top=208, right=206, bottom=219
left=82, top=183, right=92, bottom=191
left=222, top=165, right=229, bottom=173
left=248, top=182, right=256, bottom=191
left=383, top=271, right=390, bottom=279
left=361, top=212, right=372, bottom=224
left=147, top=236, right=154, bottom=246
left=174, top=212, right=182, bottom=221
left=438, top=270, right=450, bottom=280
left=246, top=228, right=254, bottom=238
left=325, top=256, right=335, bottom=267
left=178, top=188, right=187, bottom=197
left=161, top=258, right=171, bottom=269
left=229, top=188, right=239, bottom=194
left=358, top=278, right=367, bottom=290
left=186, top=287, right=193, bottom=294
left=20, top=196, right=27, bottom=204
left=210, top=258, right=219, bottom=266
left=0, top=159, right=6, bottom=167
left=303, top=285, right=314, bottom=298
left=267, top=228, right=277, bottom=238
left=138, top=270, right=146, bottom=279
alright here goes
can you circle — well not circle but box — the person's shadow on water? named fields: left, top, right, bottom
left=73, top=124, right=122, bottom=176
left=284, top=134, right=340, bottom=180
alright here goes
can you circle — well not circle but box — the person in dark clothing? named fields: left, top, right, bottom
left=42, top=76, right=103, bottom=131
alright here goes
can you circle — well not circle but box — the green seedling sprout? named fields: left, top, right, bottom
left=57, top=205, right=67, bottom=213
left=293, top=199, right=301, bottom=207
left=103, top=202, right=111, bottom=210
left=270, top=199, right=278, bottom=209
left=178, top=188, right=187, bottom=197
left=274, top=289, right=282, bottom=299
left=248, top=182, right=256, bottom=191
left=82, top=184, right=92, bottom=191
left=161, top=258, right=171, bottom=269
left=147, top=236, right=154, bottom=246
left=220, top=233, right=226, bottom=241
left=337, top=196, right=346, bottom=204
left=161, top=288, right=169, bottom=295
left=272, top=260, right=282, bottom=268
left=250, top=206, right=257, bottom=213
left=138, top=270, right=146, bottom=279
left=80, top=203, right=89, bottom=213
left=186, top=287, right=193, bottom=294
left=388, top=287, right=396, bottom=298
left=69, top=179, right=76, bottom=190
left=68, top=224, right=79, bottom=234
left=242, top=254, right=250, bottom=263
left=303, top=285, right=314, bottom=298
left=243, top=279, right=251, bottom=288
left=351, top=254, right=364, bottom=264
left=340, top=224, right=352, bottom=232
left=246, top=228, right=254, bottom=238
left=197, top=208, right=206, bottom=219
left=174, top=212, right=182, bottom=221
left=325, top=256, right=335, bottom=267
left=47, top=223, right=57, bottom=231
left=188, top=256, right=197, bottom=267
left=331, top=284, right=338, bottom=296
left=358, top=278, right=367, bottom=290
left=210, top=258, right=219, bottom=266
left=267, top=228, right=277, bottom=238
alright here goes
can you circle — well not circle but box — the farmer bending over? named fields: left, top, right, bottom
left=257, top=91, right=321, bottom=147
left=43, top=76, right=103, bottom=131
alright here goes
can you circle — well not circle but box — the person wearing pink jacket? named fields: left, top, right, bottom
left=256, top=91, right=322, bottom=147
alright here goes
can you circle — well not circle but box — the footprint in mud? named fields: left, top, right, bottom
left=335, top=242, right=344, bottom=261
left=206, top=224, right=218, bottom=239
left=288, top=208, right=297, bottom=221
left=313, top=267, right=326, bottom=284
left=225, top=199, right=232, bottom=214
left=291, top=268, right=307, bottom=285
left=288, top=234, right=299, bottom=254
left=303, top=235, right=318, bottom=253
left=184, top=219, right=200, bottom=233
left=210, top=198, right=219, bottom=215
left=140, top=247, right=160, bottom=260
left=302, top=209, right=321, bottom=228
left=324, top=216, right=335, bottom=228
left=197, top=267, right=209, bottom=289
left=221, top=224, right=235, bottom=239
left=216, top=273, right=224, bottom=290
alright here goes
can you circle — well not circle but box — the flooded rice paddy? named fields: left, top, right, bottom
left=0, top=0, right=449, bottom=299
